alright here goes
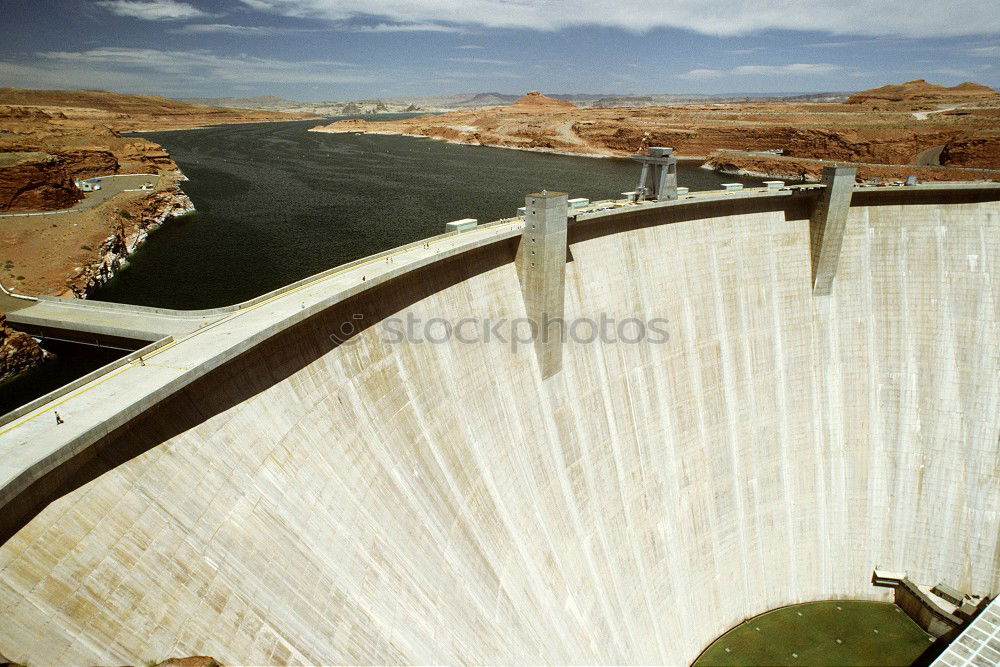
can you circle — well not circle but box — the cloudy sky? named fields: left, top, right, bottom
left=1, top=0, right=998, bottom=100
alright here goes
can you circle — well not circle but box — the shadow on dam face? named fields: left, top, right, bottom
left=0, top=236, right=520, bottom=546
left=1, top=192, right=999, bottom=665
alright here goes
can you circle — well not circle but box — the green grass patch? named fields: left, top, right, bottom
left=694, top=600, right=933, bottom=666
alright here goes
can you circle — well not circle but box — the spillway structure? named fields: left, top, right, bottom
left=0, top=181, right=998, bottom=665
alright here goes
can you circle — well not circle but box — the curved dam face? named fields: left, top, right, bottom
left=1, top=190, right=999, bottom=665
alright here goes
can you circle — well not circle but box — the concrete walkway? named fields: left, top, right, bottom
left=1, top=282, right=216, bottom=344
left=2, top=295, right=218, bottom=343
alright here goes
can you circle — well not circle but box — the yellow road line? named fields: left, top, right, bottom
left=140, top=362, right=191, bottom=371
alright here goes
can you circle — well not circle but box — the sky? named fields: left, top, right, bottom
left=0, top=0, right=997, bottom=100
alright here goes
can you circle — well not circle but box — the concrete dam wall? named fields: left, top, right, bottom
left=1, top=188, right=998, bottom=665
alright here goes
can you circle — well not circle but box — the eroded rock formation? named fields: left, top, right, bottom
left=702, top=150, right=1000, bottom=183
left=313, top=83, right=1000, bottom=176
left=513, top=91, right=577, bottom=109
left=847, top=79, right=999, bottom=106
left=66, top=187, right=194, bottom=298
left=940, top=136, right=1000, bottom=169
left=0, top=313, right=48, bottom=382
left=153, top=657, right=223, bottom=667
left=0, top=88, right=319, bottom=213
left=0, top=153, right=83, bottom=211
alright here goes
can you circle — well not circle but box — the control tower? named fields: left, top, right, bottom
left=631, top=146, right=678, bottom=201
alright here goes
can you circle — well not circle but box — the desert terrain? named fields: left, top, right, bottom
left=0, top=89, right=321, bottom=297
left=0, top=88, right=319, bottom=212
left=2, top=80, right=998, bottom=382
left=0, top=89, right=319, bottom=379
left=180, top=89, right=850, bottom=116
left=314, top=81, right=1000, bottom=181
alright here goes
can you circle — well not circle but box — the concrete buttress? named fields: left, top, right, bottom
left=811, top=166, right=857, bottom=295
left=516, top=191, right=568, bottom=379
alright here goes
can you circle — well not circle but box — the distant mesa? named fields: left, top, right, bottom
left=847, top=78, right=999, bottom=104
left=513, top=91, right=577, bottom=108
left=463, top=92, right=520, bottom=107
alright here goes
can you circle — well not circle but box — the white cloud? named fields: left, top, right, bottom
left=455, top=44, right=486, bottom=49
left=29, top=47, right=371, bottom=85
left=803, top=38, right=884, bottom=48
left=168, top=23, right=323, bottom=34
left=927, top=66, right=978, bottom=78
left=236, top=0, right=1000, bottom=37
left=678, top=63, right=842, bottom=79
left=447, top=57, right=512, bottom=65
left=967, top=46, right=1000, bottom=57
left=732, top=63, right=842, bottom=75
left=677, top=68, right=724, bottom=80
left=172, top=20, right=465, bottom=34
left=0, top=61, right=165, bottom=92
left=170, top=23, right=269, bottom=34
left=348, top=22, right=466, bottom=33
left=96, top=0, right=209, bottom=20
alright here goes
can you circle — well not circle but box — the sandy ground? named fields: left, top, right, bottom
left=0, top=180, right=171, bottom=296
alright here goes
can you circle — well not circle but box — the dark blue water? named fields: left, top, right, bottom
left=93, top=117, right=771, bottom=310
left=3, top=117, right=773, bottom=417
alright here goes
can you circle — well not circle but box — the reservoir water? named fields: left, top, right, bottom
left=4, top=117, right=775, bottom=416
left=93, top=117, right=772, bottom=309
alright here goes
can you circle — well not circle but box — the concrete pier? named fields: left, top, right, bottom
left=515, top=191, right=568, bottom=379
left=630, top=146, right=678, bottom=201
left=810, top=166, right=857, bottom=295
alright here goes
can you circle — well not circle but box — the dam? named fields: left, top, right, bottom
left=0, top=180, right=998, bottom=664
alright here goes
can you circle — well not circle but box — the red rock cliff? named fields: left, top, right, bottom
left=0, top=312, right=48, bottom=382
left=0, top=153, right=83, bottom=211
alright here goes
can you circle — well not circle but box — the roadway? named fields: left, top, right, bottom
left=0, top=287, right=217, bottom=345
left=0, top=173, right=160, bottom=219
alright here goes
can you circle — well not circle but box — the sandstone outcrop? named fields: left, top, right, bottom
left=58, top=148, right=119, bottom=179
left=847, top=79, right=999, bottom=106
left=0, top=87, right=320, bottom=215
left=940, top=136, right=1000, bottom=169
left=153, top=657, right=223, bottom=667
left=0, top=153, right=83, bottom=211
left=703, top=150, right=999, bottom=183
left=0, top=87, right=319, bottom=129
left=0, top=312, right=48, bottom=382
left=314, top=83, right=1000, bottom=176
left=65, top=186, right=194, bottom=298
left=513, top=91, right=576, bottom=109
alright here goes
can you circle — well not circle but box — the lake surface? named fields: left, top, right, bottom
left=3, top=117, right=775, bottom=417
left=93, top=117, right=772, bottom=310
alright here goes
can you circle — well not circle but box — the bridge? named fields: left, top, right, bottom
left=0, top=288, right=216, bottom=348
left=0, top=178, right=998, bottom=665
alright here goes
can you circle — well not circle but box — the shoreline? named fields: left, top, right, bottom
left=125, top=114, right=322, bottom=134
left=704, top=149, right=1000, bottom=183
left=67, top=182, right=195, bottom=298
left=309, top=126, right=709, bottom=162
left=0, top=171, right=196, bottom=300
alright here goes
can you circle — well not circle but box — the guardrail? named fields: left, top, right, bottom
left=0, top=336, right=174, bottom=428
left=0, top=282, right=37, bottom=303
